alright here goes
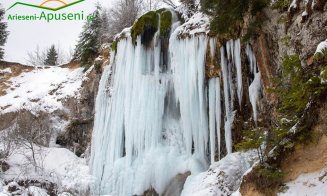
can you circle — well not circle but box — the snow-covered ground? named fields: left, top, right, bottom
left=0, top=146, right=94, bottom=195
left=182, top=151, right=258, bottom=196
left=0, top=66, right=85, bottom=115
left=0, top=65, right=94, bottom=195
left=279, top=167, right=327, bottom=196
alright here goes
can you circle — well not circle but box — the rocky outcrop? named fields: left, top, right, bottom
left=239, top=2, right=327, bottom=194
left=55, top=55, right=108, bottom=157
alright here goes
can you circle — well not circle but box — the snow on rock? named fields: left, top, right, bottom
left=174, top=13, right=210, bottom=37
left=181, top=151, right=258, bottom=196
left=278, top=167, right=327, bottom=196
left=0, top=68, right=12, bottom=75
left=22, top=186, right=49, bottom=196
left=0, top=66, right=84, bottom=114
left=315, top=39, right=327, bottom=54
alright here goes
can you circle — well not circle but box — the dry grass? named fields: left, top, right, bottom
left=60, top=61, right=80, bottom=69
left=281, top=100, right=327, bottom=182
left=0, top=61, right=33, bottom=96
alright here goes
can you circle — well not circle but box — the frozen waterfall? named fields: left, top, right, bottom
left=90, top=19, right=261, bottom=194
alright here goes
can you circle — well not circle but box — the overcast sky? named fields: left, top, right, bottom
left=2, top=0, right=111, bottom=64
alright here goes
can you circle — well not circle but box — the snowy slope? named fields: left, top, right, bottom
left=0, top=146, right=94, bottom=195
left=0, top=66, right=85, bottom=115
left=279, top=167, right=327, bottom=196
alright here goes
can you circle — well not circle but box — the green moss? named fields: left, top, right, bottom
left=131, top=11, right=159, bottom=44
left=271, top=0, right=291, bottom=10
left=321, top=66, right=327, bottom=82
left=314, top=49, right=327, bottom=60
left=281, top=35, right=291, bottom=46
left=130, top=9, right=173, bottom=45
left=111, top=40, right=117, bottom=52
left=277, top=15, right=288, bottom=24
left=159, top=10, right=172, bottom=37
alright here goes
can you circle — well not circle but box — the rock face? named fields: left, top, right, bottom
left=56, top=62, right=102, bottom=157
left=239, top=2, right=327, bottom=195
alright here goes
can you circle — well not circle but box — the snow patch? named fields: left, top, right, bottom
left=2, top=146, right=94, bottom=195
left=278, top=167, right=327, bottom=196
left=0, top=66, right=85, bottom=114
left=174, top=13, right=210, bottom=36
left=315, top=39, right=327, bottom=54
left=181, top=151, right=258, bottom=196
left=0, top=68, right=12, bottom=74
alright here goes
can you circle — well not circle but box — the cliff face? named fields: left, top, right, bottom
left=239, top=1, right=327, bottom=195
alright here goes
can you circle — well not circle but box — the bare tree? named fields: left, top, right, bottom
left=11, top=109, right=51, bottom=172
left=26, top=45, right=47, bottom=66
left=108, top=0, right=141, bottom=38
left=26, top=44, right=71, bottom=66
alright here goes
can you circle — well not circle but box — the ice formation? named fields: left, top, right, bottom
left=90, top=13, right=261, bottom=195
left=220, top=39, right=244, bottom=154
left=246, top=44, right=262, bottom=124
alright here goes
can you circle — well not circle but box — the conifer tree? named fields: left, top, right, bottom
left=72, top=4, right=102, bottom=67
left=0, top=5, right=9, bottom=60
left=44, top=45, right=58, bottom=66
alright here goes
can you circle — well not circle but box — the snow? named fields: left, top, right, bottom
left=278, top=167, right=327, bottom=196
left=315, top=39, right=327, bottom=55
left=1, top=146, right=94, bottom=195
left=181, top=151, right=258, bottom=196
left=0, top=66, right=85, bottom=115
left=0, top=68, right=12, bottom=74
left=174, top=13, right=210, bottom=36
left=289, top=0, right=298, bottom=10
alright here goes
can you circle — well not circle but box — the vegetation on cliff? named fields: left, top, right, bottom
left=131, top=9, right=172, bottom=45
left=201, top=0, right=268, bottom=40
left=0, top=4, right=9, bottom=60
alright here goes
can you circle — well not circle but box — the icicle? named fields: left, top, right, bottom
left=91, top=26, right=212, bottom=195
left=208, top=78, right=217, bottom=164
left=234, top=39, right=243, bottom=107
left=215, top=78, right=221, bottom=160
left=220, top=46, right=234, bottom=154
left=249, top=73, right=261, bottom=124
left=246, top=44, right=261, bottom=124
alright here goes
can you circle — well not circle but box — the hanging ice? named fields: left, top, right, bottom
left=215, top=78, right=221, bottom=160
left=208, top=77, right=222, bottom=163
left=220, top=46, right=234, bottom=154
left=246, top=44, right=262, bottom=124
left=90, top=24, right=213, bottom=194
left=90, top=11, right=260, bottom=193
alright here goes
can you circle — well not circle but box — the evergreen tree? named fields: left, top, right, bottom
left=72, top=4, right=102, bottom=67
left=44, top=45, right=58, bottom=66
left=0, top=5, right=9, bottom=60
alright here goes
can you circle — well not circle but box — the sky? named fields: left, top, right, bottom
left=1, top=0, right=111, bottom=64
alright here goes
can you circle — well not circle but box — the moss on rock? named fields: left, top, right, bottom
left=131, top=11, right=159, bottom=44
left=130, top=9, right=173, bottom=45
left=159, top=10, right=172, bottom=38
left=111, top=40, right=117, bottom=52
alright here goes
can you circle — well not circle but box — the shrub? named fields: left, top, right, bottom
left=202, top=0, right=269, bottom=39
